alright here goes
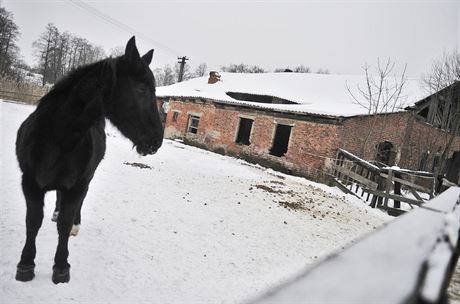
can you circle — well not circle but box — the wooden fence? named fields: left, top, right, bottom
left=251, top=187, right=460, bottom=303
left=0, top=78, right=48, bottom=104
left=332, top=149, right=436, bottom=216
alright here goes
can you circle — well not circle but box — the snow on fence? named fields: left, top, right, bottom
left=251, top=187, right=460, bottom=303
left=332, top=148, right=435, bottom=216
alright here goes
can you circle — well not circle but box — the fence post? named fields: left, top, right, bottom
left=384, top=169, right=393, bottom=209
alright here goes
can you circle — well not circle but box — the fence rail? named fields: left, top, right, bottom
left=332, top=149, right=436, bottom=216
left=251, top=187, right=460, bottom=304
left=0, top=78, right=47, bottom=104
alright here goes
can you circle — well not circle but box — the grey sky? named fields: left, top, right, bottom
left=2, top=0, right=459, bottom=77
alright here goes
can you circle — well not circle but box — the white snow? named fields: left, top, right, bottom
left=252, top=187, right=460, bottom=304
left=156, top=72, right=426, bottom=117
left=1, top=101, right=391, bottom=303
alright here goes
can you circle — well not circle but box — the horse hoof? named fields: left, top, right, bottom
left=70, top=224, right=80, bottom=236
left=15, top=264, right=35, bottom=282
left=52, top=267, right=70, bottom=284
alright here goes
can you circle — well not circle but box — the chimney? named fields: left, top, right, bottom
left=208, top=71, right=221, bottom=84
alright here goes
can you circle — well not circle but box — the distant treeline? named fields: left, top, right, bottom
left=33, top=23, right=105, bottom=85
left=0, top=6, right=104, bottom=86
left=221, top=63, right=330, bottom=74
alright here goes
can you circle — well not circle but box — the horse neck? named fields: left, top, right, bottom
left=39, top=59, right=117, bottom=136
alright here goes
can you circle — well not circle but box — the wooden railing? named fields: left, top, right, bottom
left=332, top=149, right=436, bottom=216
left=251, top=187, right=460, bottom=304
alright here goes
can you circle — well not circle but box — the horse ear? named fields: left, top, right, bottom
left=125, top=36, right=140, bottom=62
left=141, top=49, right=154, bottom=65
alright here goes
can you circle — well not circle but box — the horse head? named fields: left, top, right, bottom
left=107, top=36, right=163, bottom=156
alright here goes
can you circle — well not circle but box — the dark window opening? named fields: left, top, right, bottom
left=226, top=92, right=297, bottom=105
left=187, top=115, right=200, bottom=134
left=172, top=112, right=179, bottom=122
left=375, top=141, right=395, bottom=166
left=417, top=106, right=429, bottom=119
left=270, top=124, right=292, bottom=157
left=236, top=118, right=253, bottom=145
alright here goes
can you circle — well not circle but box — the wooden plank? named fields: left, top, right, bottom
left=380, top=173, right=431, bottom=193
left=408, top=188, right=425, bottom=205
left=350, top=165, right=358, bottom=192
left=331, top=164, right=378, bottom=190
left=332, top=179, right=361, bottom=199
left=380, top=167, right=434, bottom=178
left=362, top=187, right=423, bottom=206
left=441, top=97, right=451, bottom=130
left=355, top=166, right=364, bottom=193
left=384, top=169, right=393, bottom=209
left=337, top=149, right=380, bottom=172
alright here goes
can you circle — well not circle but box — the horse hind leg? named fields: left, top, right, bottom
left=51, top=191, right=62, bottom=222
left=52, top=183, right=88, bottom=284
left=16, top=174, right=45, bottom=282
left=70, top=202, right=83, bottom=237
left=53, top=191, right=81, bottom=236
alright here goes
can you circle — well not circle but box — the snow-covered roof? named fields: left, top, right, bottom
left=156, top=72, right=427, bottom=117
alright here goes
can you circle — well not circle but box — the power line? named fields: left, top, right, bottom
left=67, top=0, right=180, bottom=57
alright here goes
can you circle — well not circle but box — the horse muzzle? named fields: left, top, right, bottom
left=135, top=139, right=162, bottom=156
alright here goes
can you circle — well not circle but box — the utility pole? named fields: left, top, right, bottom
left=177, top=56, right=189, bottom=83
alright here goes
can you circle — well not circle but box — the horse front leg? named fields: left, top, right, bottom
left=16, top=174, right=45, bottom=282
left=52, top=184, right=88, bottom=284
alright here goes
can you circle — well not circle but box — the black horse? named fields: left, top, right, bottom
left=15, top=36, right=163, bottom=284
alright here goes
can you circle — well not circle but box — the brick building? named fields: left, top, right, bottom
left=156, top=73, right=459, bottom=183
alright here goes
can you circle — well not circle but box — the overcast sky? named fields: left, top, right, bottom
left=2, top=0, right=459, bottom=77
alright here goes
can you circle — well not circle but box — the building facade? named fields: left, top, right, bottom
left=157, top=75, right=460, bottom=184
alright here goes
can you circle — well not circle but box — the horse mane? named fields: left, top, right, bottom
left=38, top=57, right=118, bottom=109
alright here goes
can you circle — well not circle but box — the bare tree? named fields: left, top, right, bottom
left=422, top=49, right=460, bottom=93
left=0, top=7, right=20, bottom=77
left=33, top=23, right=56, bottom=85
left=109, top=45, right=124, bottom=57
left=154, top=64, right=176, bottom=86
left=221, top=63, right=265, bottom=73
left=346, top=58, right=408, bottom=158
left=33, top=24, right=106, bottom=85
left=294, top=65, right=311, bottom=73
left=193, top=63, right=207, bottom=78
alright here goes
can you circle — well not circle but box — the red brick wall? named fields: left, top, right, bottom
left=160, top=97, right=460, bottom=181
left=162, top=98, right=341, bottom=182
left=404, top=116, right=460, bottom=170
left=341, top=112, right=410, bottom=163
left=341, top=112, right=460, bottom=171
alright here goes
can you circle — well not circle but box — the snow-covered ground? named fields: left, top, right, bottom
left=1, top=101, right=390, bottom=303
